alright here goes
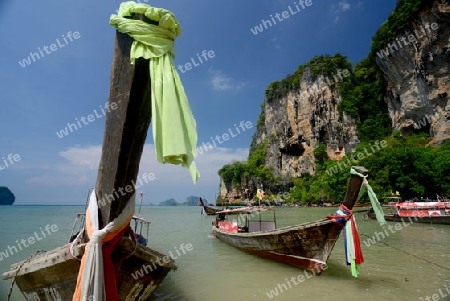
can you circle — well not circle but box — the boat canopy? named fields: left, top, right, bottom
left=217, top=206, right=273, bottom=215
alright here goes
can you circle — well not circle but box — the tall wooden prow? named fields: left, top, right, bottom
left=95, top=14, right=158, bottom=227
left=342, top=166, right=368, bottom=210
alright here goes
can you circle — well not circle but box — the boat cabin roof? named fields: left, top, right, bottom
left=132, top=215, right=150, bottom=223
left=217, top=206, right=273, bottom=215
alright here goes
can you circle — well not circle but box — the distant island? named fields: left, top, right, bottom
left=0, top=187, right=15, bottom=205
left=159, top=196, right=210, bottom=206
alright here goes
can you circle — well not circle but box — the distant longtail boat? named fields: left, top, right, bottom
left=199, top=197, right=219, bottom=215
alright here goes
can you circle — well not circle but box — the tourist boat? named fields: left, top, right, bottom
left=368, top=197, right=450, bottom=225
left=2, top=5, right=194, bottom=300
left=2, top=192, right=177, bottom=300
left=199, top=197, right=219, bottom=215
left=212, top=166, right=368, bottom=273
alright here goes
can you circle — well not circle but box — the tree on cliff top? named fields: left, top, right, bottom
left=265, top=53, right=352, bottom=101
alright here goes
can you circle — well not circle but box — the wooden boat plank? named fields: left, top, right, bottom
left=2, top=237, right=176, bottom=280
left=4, top=245, right=75, bottom=278
left=2, top=237, right=176, bottom=300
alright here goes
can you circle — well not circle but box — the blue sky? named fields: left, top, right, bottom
left=0, top=0, right=396, bottom=205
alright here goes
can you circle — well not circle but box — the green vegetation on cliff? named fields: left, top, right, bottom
left=265, top=53, right=352, bottom=100
left=337, top=55, right=392, bottom=141
left=371, top=0, right=425, bottom=53
left=337, top=0, right=429, bottom=141
left=265, top=52, right=391, bottom=142
left=289, top=134, right=450, bottom=203
left=219, top=141, right=277, bottom=189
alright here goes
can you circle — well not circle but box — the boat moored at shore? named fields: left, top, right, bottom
left=369, top=198, right=450, bottom=225
left=212, top=166, right=377, bottom=274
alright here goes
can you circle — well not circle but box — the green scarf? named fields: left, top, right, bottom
left=110, top=1, right=200, bottom=183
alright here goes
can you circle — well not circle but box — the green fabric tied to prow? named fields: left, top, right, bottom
left=350, top=168, right=386, bottom=226
left=110, top=1, right=200, bottom=183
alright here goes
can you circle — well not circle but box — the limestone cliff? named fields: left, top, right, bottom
left=377, top=0, right=450, bottom=146
left=253, top=69, right=359, bottom=178
left=217, top=0, right=450, bottom=202
left=218, top=56, right=360, bottom=201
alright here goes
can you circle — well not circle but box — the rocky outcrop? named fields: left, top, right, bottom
left=0, top=187, right=15, bottom=205
left=219, top=178, right=244, bottom=202
left=218, top=0, right=450, bottom=201
left=253, top=69, right=359, bottom=180
left=219, top=61, right=360, bottom=200
left=377, top=0, right=450, bottom=146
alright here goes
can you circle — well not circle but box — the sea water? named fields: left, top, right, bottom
left=0, top=206, right=449, bottom=301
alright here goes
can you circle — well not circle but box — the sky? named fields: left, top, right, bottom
left=0, top=0, right=397, bottom=205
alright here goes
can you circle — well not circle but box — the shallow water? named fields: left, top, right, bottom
left=1, top=206, right=449, bottom=301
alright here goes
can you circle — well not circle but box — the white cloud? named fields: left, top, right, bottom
left=271, top=37, right=282, bottom=50
left=26, top=145, right=101, bottom=185
left=209, top=69, right=232, bottom=91
left=24, top=144, right=248, bottom=204
left=335, top=1, right=351, bottom=13
left=208, top=68, right=247, bottom=91
left=331, top=0, right=351, bottom=23
left=59, top=145, right=101, bottom=170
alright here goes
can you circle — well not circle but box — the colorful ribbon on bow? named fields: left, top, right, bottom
left=328, top=204, right=364, bottom=277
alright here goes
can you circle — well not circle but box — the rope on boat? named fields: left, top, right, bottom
left=7, top=250, right=46, bottom=301
left=359, top=233, right=450, bottom=271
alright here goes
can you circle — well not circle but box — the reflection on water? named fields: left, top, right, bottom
left=0, top=206, right=449, bottom=301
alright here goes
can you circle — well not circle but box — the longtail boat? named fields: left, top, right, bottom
left=199, top=197, right=219, bottom=215
left=2, top=201, right=177, bottom=301
left=368, top=198, right=450, bottom=225
left=212, top=166, right=372, bottom=274
left=3, top=3, right=199, bottom=300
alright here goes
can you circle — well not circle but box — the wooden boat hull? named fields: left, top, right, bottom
left=204, top=206, right=219, bottom=215
left=368, top=212, right=450, bottom=225
left=2, top=237, right=177, bottom=301
left=199, top=197, right=219, bottom=215
left=213, top=218, right=343, bottom=273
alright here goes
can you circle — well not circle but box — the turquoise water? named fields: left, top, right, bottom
left=1, top=206, right=449, bottom=301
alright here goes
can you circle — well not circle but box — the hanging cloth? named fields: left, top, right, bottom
left=72, top=190, right=135, bottom=301
left=110, top=1, right=200, bottom=183
left=327, top=168, right=385, bottom=277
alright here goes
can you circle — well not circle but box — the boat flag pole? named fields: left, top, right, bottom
left=138, top=191, right=144, bottom=215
